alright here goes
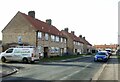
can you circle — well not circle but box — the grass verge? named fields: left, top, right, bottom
left=118, top=55, right=120, bottom=59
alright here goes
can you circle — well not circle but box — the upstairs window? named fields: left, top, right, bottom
left=38, top=32, right=42, bottom=39
left=61, top=37, right=63, bottom=42
left=74, top=41, right=76, bottom=45
left=64, top=38, right=67, bottom=43
left=56, top=36, right=59, bottom=42
left=51, top=35, right=55, bottom=41
left=45, top=33, right=49, bottom=40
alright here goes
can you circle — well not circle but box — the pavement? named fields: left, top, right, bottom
left=0, top=63, right=18, bottom=78
left=91, top=55, right=119, bottom=81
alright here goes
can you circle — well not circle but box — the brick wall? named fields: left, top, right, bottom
left=2, top=12, right=36, bottom=50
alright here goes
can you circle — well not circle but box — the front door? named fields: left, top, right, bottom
left=75, top=49, right=77, bottom=53
left=44, top=47, right=48, bottom=58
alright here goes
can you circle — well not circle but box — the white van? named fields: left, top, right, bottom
left=0, top=46, right=40, bottom=63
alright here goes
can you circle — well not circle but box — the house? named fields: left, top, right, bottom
left=94, top=44, right=117, bottom=51
left=79, top=35, right=93, bottom=54
left=2, top=11, right=67, bottom=57
left=61, top=28, right=84, bottom=55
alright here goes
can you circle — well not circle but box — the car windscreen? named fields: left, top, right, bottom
left=96, top=52, right=106, bottom=55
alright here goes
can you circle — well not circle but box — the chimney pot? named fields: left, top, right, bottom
left=83, top=37, right=85, bottom=39
left=28, top=11, right=35, bottom=18
left=71, top=31, right=75, bottom=35
left=79, top=35, right=82, bottom=38
left=64, top=28, right=69, bottom=32
left=46, top=19, right=52, bottom=25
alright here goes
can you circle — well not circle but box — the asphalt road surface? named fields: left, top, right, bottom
left=2, top=56, right=107, bottom=81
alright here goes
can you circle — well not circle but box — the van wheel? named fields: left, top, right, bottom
left=22, top=58, right=28, bottom=63
left=1, top=57, right=6, bottom=63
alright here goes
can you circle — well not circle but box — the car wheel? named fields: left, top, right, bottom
left=22, top=58, right=28, bottom=63
left=1, top=57, right=6, bottom=63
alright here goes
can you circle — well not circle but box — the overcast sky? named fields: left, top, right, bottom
left=0, top=0, right=119, bottom=45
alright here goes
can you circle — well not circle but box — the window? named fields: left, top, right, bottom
left=61, top=37, right=63, bottom=42
left=50, top=47, right=59, bottom=53
left=6, top=49, right=13, bottom=53
left=45, top=33, right=49, bottom=40
left=55, top=47, right=59, bottom=53
left=74, top=41, right=77, bottom=45
left=64, top=38, right=67, bottom=43
left=76, top=42, right=78, bottom=45
left=38, top=32, right=42, bottom=39
left=38, top=46, right=43, bottom=52
left=56, top=36, right=59, bottom=42
left=50, top=47, right=55, bottom=53
left=51, top=35, right=55, bottom=41
left=74, top=41, right=75, bottom=45
left=18, top=36, right=22, bottom=44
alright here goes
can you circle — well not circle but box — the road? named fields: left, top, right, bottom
left=2, top=56, right=116, bottom=81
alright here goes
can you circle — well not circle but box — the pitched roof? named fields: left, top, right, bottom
left=78, top=37, right=85, bottom=44
left=94, top=44, right=117, bottom=49
left=20, top=12, right=64, bottom=37
left=78, top=36, right=92, bottom=46
left=82, top=38, right=92, bottom=46
left=61, top=31, right=84, bottom=43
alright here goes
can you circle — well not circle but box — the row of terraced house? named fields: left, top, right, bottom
left=1, top=11, right=93, bottom=57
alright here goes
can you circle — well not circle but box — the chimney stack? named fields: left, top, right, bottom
left=46, top=19, right=52, bottom=25
left=79, top=35, right=82, bottom=38
left=83, top=37, right=85, bottom=39
left=28, top=11, right=35, bottom=18
left=71, top=31, right=75, bottom=35
left=64, top=28, right=69, bottom=32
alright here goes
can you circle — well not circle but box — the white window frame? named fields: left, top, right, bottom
left=45, top=33, right=49, bottom=40
left=56, top=36, right=59, bottom=42
left=51, top=35, right=55, bottom=41
left=64, top=38, right=67, bottom=43
left=61, top=37, right=63, bottom=42
left=38, top=32, right=42, bottom=39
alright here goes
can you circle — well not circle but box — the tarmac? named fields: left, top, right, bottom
left=0, top=63, right=18, bottom=78
left=0, top=55, right=92, bottom=78
left=0, top=55, right=119, bottom=81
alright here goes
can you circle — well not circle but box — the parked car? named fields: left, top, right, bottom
left=0, top=46, right=40, bottom=63
left=94, top=51, right=109, bottom=62
left=105, top=49, right=112, bottom=56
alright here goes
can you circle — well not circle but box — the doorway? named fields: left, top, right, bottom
left=75, top=49, right=77, bottom=53
left=44, top=47, right=48, bottom=58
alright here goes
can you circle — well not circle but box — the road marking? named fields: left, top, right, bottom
left=59, top=64, right=90, bottom=80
